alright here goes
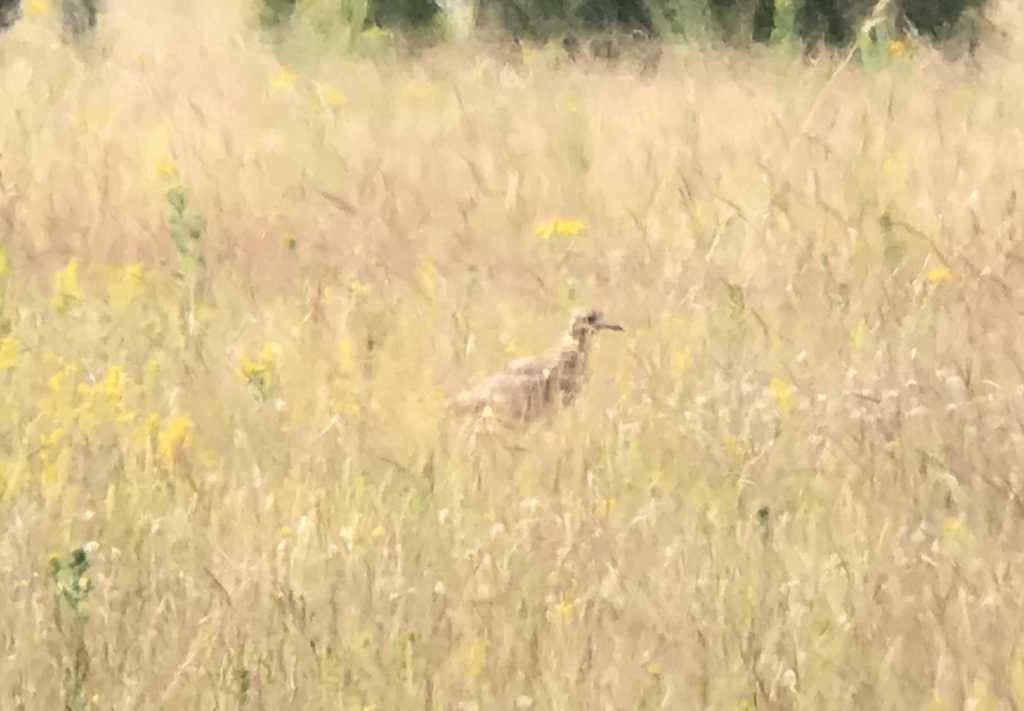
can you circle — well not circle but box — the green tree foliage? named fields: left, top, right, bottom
left=258, top=0, right=299, bottom=26
left=0, top=0, right=19, bottom=31
left=257, top=0, right=992, bottom=53
left=60, top=0, right=100, bottom=42
left=902, top=0, right=988, bottom=44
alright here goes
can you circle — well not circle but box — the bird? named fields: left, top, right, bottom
left=453, top=307, right=624, bottom=426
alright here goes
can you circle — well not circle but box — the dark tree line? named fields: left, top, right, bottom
left=0, top=0, right=991, bottom=53
left=1, top=0, right=100, bottom=39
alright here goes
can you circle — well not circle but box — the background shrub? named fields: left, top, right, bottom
left=0, top=0, right=19, bottom=30
left=0, top=0, right=996, bottom=50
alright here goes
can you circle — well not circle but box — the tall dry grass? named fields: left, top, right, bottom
left=4, top=1, right=1024, bottom=709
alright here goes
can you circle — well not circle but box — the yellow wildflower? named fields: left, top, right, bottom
left=883, top=152, right=903, bottom=180
left=649, top=467, right=676, bottom=492
left=51, top=258, right=86, bottom=314
left=240, top=354, right=267, bottom=379
left=344, top=275, right=370, bottom=295
left=535, top=218, right=586, bottom=240
left=37, top=364, right=78, bottom=418
left=41, top=426, right=66, bottom=448
left=0, top=245, right=10, bottom=280
left=887, top=39, right=908, bottom=59
left=0, top=338, right=19, bottom=371
left=722, top=431, right=743, bottom=464
left=133, top=412, right=163, bottom=451
left=194, top=305, right=215, bottom=325
left=769, top=376, right=794, bottom=414
left=672, top=347, right=692, bottom=375
left=462, top=633, right=487, bottom=679
left=942, top=516, right=963, bottom=541
left=927, top=266, right=951, bottom=282
left=157, top=413, right=195, bottom=468
left=107, top=263, right=148, bottom=313
left=154, top=156, right=177, bottom=180
left=504, top=338, right=529, bottom=357
left=47, top=363, right=79, bottom=397
left=554, top=596, right=575, bottom=619
left=74, top=367, right=128, bottom=435
left=240, top=344, right=279, bottom=397
left=417, top=257, right=437, bottom=299
left=103, top=366, right=125, bottom=397
left=271, top=67, right=296, bottom=89
left=596, top=497, right=617, bottom=516
left=259, top=342, right=282, bottom=367
left=318, top=83, right=347, bottom=109
left=851, top=319, right=867, bottom=351
left=24, top=0, right=49, bottom=16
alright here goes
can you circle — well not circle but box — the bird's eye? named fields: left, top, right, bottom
left=587, top=312, right=598, bottom=324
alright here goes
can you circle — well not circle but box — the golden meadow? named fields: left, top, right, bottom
left=3, top=1, right=1024, bottom=708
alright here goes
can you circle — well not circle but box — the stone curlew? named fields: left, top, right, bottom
left=454, top=307, right=624, bottom=425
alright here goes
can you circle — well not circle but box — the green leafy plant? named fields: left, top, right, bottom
left=166, top=185, right=207, bottom=335
left=48, top=542, right=98, bottom=711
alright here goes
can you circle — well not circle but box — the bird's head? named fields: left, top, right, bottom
left=568, top=308, right=624, bottom=340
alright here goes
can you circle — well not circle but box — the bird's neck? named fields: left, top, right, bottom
left=561, top=331, right=590, bottom=356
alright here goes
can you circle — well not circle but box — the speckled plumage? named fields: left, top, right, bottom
left=454, top=308, right=623, bottom=424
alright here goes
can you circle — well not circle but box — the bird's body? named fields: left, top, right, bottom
left=454, top=308, right=623, bottom=425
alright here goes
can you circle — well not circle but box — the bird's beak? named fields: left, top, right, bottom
left=597, top=322, right=624, bottom=332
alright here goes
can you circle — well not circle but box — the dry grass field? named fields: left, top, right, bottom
left=4, top=1, right=1024, bottom=709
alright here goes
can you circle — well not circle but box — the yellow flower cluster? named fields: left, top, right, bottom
left=51, top=258, right=86, bottom=315
left=240, top=342, right=282, bottom=400
left=106, top=263, right=149, bottom=313
left=9, top=355, right=201, bottom=501
left=49, top=258, right=152, bottom=316
left=0, top=338, right=20, bottom=371
left=75, top=366, right=135, bottom=434
left=535, top=218, right=586, bottom=240
left=157, top=414, right=196, bottom=470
